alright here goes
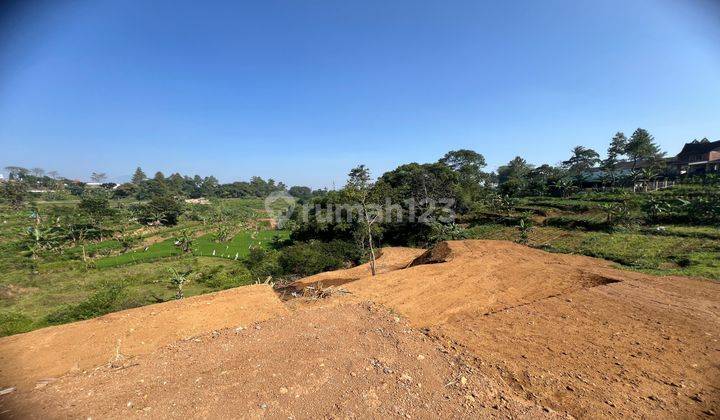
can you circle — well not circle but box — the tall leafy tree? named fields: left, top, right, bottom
left=90, top=172, right=107, bottom=183
left=563, top=146, right=600, bottom=185
left=4, top=166, right=29, bottom=181
left=438, top=149, right=487, bottom=182
left=1, top=181, right=28, bottom=208
left=563, top=146, right=600, bottom=174
left=497, top=157, right=533, bottom=196
left=345, top=165, right=379, bottom=276
left=153, top=171, right=166, bottom=182
left=602, top=132, right=627, bottom=186
left=625, top=128, right=664, bottom=170
left=200, top=176, right=219, bottom=197
left=439, top=149, right=489, bottom=209
left=131, top=167, right=147, bottom=184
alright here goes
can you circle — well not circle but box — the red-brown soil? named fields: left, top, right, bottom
left=0, top=302, right=558, bottom=419
left=0, top=285, right=287, bottom=391
left=1, top=240, right=718, bottom=418
left=289, top=247, right=425, bottom=289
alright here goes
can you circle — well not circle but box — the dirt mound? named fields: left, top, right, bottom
left=0, top=285, right=287, bottom=391
left=1, top=240, right=718, bottom=418
left=290, top=247, right=424, bottom=289
left=407, top=241, right=454, bottom=266
left=291, top=240, right=720, bottom=417
left=440, top=273, right=720, bottom=418
left=0, top=303, right=558, bottom=419
left=346, top=240, right=622, bottom=326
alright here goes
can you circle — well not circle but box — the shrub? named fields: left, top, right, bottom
left=427, top=222, right=468, bottom=245
left=277, top=242, right=346, bottom=277
left=0, top=311, right=35, bottom=337
left=198, top=265, right=253, bottom=290
left=516, top=217, right=533, bottom=244
left=244, top=247, right=283, bottom=281
left=45, top=283, right=126, bottom=325
left=135, top=195, right=185, bottom=226
left=544, top=216, right=609, bottom=232
left=0, top=181, right=27, bottom=209
left=245, top=240, right=362, bottom=279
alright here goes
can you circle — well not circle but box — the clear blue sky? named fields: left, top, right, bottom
left=1, top=0, right=719, bottom=187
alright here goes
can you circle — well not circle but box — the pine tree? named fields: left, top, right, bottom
left=602, top=132, right=627, bottom=186
left=625, top=128, right=664, bottom=170
left=131, top=167, right=147, bottom=184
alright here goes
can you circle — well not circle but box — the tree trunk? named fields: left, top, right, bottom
left=367, top=224, right=377, bottom=276
left=363, top=203, right=377, bottom=276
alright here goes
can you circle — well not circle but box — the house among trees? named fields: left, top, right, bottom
left=585, top=138, right=719, bottom=185
left=667, top=139, right=720, bottom=176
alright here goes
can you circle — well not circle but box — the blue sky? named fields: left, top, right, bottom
left=1, top=0, right=719, bottom=187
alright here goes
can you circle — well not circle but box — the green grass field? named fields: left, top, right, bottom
left=93, top=229, right=290, bottom=268
left=0, top=198, right=290, bottom=336
left=1, top=190, right=718, bottom=337
left=466, top=191, right=720, bottom=281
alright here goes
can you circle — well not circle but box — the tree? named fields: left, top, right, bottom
left=527, top=164, right=565, bottom=196
left=131, top=167, right=147, bottom=184
left=288, top=186, right=312, bottom=201
left=1, top=181, right=28, bottom=208
left=199, top=176, right=219, bottom=197
left=78, top=191, right=112, bottom=222
left=153, top=171, right=166, bottom=182
left=78, top=191, right=114, bottom=240
left=439, top=149, right=489, bottom=210
left=625, top=128, right=664, bottom=170
left=136, top=195, right=184, bottom=225
left=4, top=166, right=29, bottom=181
left=497, top=157, right=533, bottom=196
left=31, top=167, right=45, bottom=177
left=112, top=183, right=138, bottom=199
left=345, top=165, right=379, bottom=276
left=602, top=132, right=627, bottom=187
left=90, top=172, right=107, bottom=183
left=47, top=170, right=60, bottom=179
left=439, top=149, right=487, bottom=181
left=563, top=146, right=600, bottom=176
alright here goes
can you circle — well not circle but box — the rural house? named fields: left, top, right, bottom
left=667, top=139, right=720, bottom=176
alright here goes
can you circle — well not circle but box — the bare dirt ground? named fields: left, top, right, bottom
left=1, top=302, right=557, bottom=419
left=0, top=285, right=287, bottom=391
left=289, top=247, right=425, bottom=290
left=1, top=240, right=718, bottom=418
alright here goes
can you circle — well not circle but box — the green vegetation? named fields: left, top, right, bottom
left=1, top=133, right=719, bottom=336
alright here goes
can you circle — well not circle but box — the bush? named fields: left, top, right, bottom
left=0, top=311, right=35, bottom=337
left=544, top=216, right=609, bottom=232
left=78, top=191, right=113, bottom=220
left=135, top=195, right=185, bottom=225
left=277, top=241, right=346, bottom=277
left=0, top=181, right=27, bottom=208
left=244, top=247, right=282, bottom=281
left=427, top=222, right=468, bottom=245
left=244, top=240, right=362, bottom=279
left=45, top=283, right=126, bottom=325
left=642, top=190, right=720, bottom=225
left=197, top=265, right=253, bottom=290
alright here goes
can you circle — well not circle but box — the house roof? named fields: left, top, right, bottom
left=676, top=140, right=720, bottom=157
